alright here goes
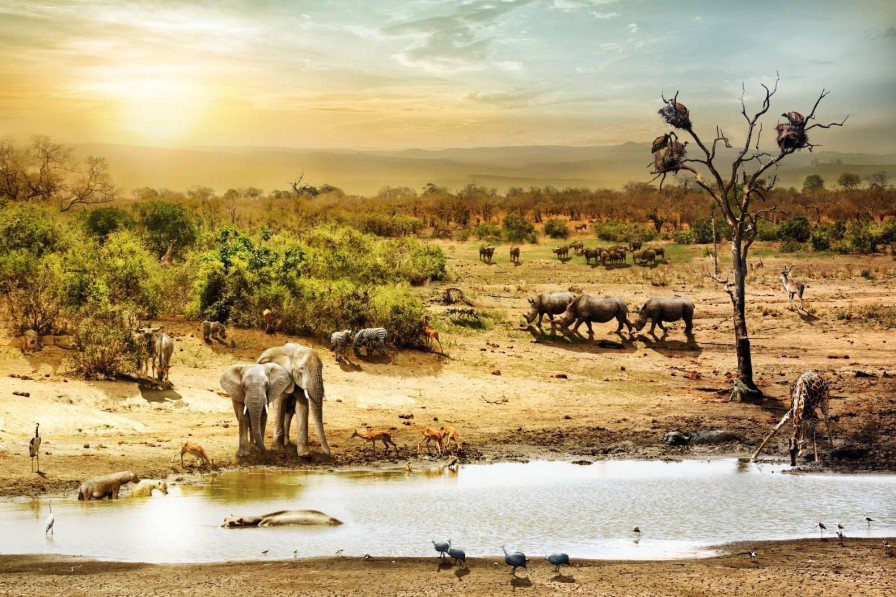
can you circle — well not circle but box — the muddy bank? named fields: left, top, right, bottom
left=1, top=539, right=893, bottom=596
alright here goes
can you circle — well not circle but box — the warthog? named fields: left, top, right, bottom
left=552, top=245, right=569, bottom=260
left=552, top=294, right=633, bottom=336
left=479, top=245, right=495, bottom=263
left=509, top=246, right=521, bottom=263
left=629, top=240, right=642, bottom=251
left=633, top=249, right=656, bottom=266
left=583, top=247, right=601, bottom=265
left=647, top=246, right=666, bottom=262
left=568, top=240, right=584, bottom=255
left=523, top=291, right=577, bottom=328
left=634, top=297, right=695, bottom=336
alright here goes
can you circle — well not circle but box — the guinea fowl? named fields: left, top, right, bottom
left=544, top=552, right=570, bottom=573
left=502, top=545, right=528, bottom=577
left=432, top=539, right=451, bottom=559
left=447, top=547, right=466, bottom=568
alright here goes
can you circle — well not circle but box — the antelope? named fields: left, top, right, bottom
left=780, top=265, right=806, bottom=310
left=172, top=441, right=213, bottom=467
left=350, top=429, right=397, bottom=456
left=422, top=316, right=443, bottom=354
left=417, top=427, right=443, bottom=455
left=440, top=425, right=462, bottom=452
left=750, top=258, right=764, bottom=272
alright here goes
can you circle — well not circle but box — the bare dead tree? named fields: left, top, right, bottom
left=650, top=75, right=847, bottom=394
left=290, top=171, right=319, bottom=197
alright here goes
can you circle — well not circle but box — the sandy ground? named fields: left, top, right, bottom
left=1, top=539, right=894, bottom=596
left=0, top=240, right=894, bottom=591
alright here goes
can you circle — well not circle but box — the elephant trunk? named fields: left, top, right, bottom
left=308, top=390, right=331, bottom=457
left=246, top=394, right=268, bottom=459
left=303, top=364, right=330, bottom=457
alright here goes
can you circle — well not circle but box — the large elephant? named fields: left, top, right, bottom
left=220, top=362, right=294, bottom=459
left=257, top=343, right=330, bottom=458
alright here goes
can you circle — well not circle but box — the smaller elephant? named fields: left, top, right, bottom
left=220, top=362, right=294, bottom=458
left=129, top=479, right=169, bottom=497
left=78, top=471, right=140, bottom=500
left=221, top=510, right=343, bottom=528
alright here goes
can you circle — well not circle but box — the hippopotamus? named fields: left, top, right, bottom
left=523, top=291, right=577, bottom=329
left=634, top=297, right=695, bottom=336
left=664, top=430, right=743, bottom=446
left=221, top=509, right=344, bottom=528
left=78, top=471, right=140, bottom=500
left=552, top=294, right=632, bottom=336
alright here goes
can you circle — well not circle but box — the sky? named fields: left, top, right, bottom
left=0, top=0, right=894, bottom=152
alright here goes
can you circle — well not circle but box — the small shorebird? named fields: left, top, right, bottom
left=748, top=549, right=757, bottom=562
left=866, top=517, right=874, bottom=528
left=837, top=523, right=845, bottom=531
left=836, top=531, right=845, bottom=544
left=818, top=522, right=827, bottom=538
left=632, top=527, right=641, bottom=534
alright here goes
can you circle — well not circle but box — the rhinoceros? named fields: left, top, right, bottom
left=552, top=294, right=632, bottom=336
left=523, top=291, right=577, bottom=329
left=634, top=297, right=695, bottom=336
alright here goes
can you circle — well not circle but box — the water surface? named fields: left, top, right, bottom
left=3, top=459, right=893, bottom=563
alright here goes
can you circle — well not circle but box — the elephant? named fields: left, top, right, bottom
left=78, top=471, right=140, bottom=500
left=221, top=509, right=343, bottom=528
left=220, top=362, right=294, bottom=459
left=257, top=343, right=330, bottom=458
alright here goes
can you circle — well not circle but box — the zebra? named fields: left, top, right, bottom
left=354, top=328, right=387, bottom=357
left=330, top=330, right=353, bottom=362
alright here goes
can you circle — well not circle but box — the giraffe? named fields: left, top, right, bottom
left=751, top=370, right=834, bottom=466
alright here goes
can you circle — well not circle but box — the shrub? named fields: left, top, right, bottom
left=839, top=220, right=877, bottom=254
left=83, top=207, right=135, bottom=240
left=73, top=316, right=145, bottom=379
left=502, top=213, right=536, bottom=243
left=691, top=218, right=732, bottom=244
left=543, top=219, right=569, bottom=239
left=473, top=222, right=501, bottom=241
left=756, top=220, right=780, bottom=241
left=779, top=239, right=803, bottom=253
left=0, top=204, right=70, bottom=257
left=135, top=199, right=198, bottom=258
left=779, top=216, right=812, bottom=243
left=674, top=230, right=695, bottom=244
left=810, top=229, right=831, bottom=251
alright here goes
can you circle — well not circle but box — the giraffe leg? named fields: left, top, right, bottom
left=751, top=411, right=792, bottom=460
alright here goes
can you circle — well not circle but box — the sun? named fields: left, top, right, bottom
left=118, top=78, right=204, bottom=144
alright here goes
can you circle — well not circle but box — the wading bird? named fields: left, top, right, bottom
left=818, top=522, right=827, bottom=539
left=29, top=423, right=42, bottom=473
left=44, top=503, right=54, bottom=536
left=866, top=517, right=874, bottom=528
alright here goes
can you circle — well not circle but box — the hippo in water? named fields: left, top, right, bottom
left=634, top=297, right=695, bottom=337
left=222, top=510, right=344, bottom=528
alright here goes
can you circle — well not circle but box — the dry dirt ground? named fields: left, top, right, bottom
left=0, top=240, right=894, bottom=590
left=1, top=539, right=894, bottom=596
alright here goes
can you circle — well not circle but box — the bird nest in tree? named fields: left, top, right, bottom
left=653, top=140, right=688, bottom=174
left=775, top=123, right=809, bottom=152
left=658, top=96, right=691, bottom=129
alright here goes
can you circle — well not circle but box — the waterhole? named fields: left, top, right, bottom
left=3, top=459, right=893, bottom=562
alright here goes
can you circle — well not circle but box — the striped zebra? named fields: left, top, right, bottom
left=354, top=327, right=387, bottom=357
left=330, top=330, right=353, bottom=362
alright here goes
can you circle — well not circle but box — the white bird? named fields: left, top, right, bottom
left=45, top=503, right=54, bottom=536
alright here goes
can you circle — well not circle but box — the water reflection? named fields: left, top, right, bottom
left=1, top=459, right=894, bottom=563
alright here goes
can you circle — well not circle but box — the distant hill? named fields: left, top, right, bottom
left=72, top=143, right=896, bottom=196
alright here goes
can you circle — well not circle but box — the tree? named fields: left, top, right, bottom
left=135, top=199, right=197, bottom=259
left=802, top=174, right=825, bottom=192
left=864, top=171, right=889, bottom=190
left=837, top=172, right=861, bottom=190
left=0, top=136, right=116, bottom=211
left=650, top=78, right=846, bottom=394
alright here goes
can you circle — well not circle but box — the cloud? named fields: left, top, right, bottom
left=551, top=0, right=618, bottom=11
left=627, top=22, right=638, bottom=34
left=465, top=88, right=545, bottom=106
left=386, top=0, right=535, bottom=73
left=591, top=11, right=618, bottom=19
left=877, top=26, right=896, bottom=40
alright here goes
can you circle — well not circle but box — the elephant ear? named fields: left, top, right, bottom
left=220, top=365, right=247, bottom=401
left=264, top=362, right=294, bottom=403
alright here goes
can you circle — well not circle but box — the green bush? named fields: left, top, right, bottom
left=691, top=218, right=732, bottom=244
left=83, top=207, right=135, bottom=240
left=73, top=316, right=145, bottom=379
left=674, top=230, right=695, bottom=244
left=473, top=222, right=501, bottom=241
left=779, top=216, right=811, bottom=243
left=0, top=205, right=70, bottom=257
left=756, top=220, right=780, bottom=241
left=543, top=219, right=569, bottom=239
left=810, top=229, right=831, bottom=251
left=502, top=213, right=536, bottom=243
left=135, top=199, right=197, bottom=258
left=593, top=220, right=657, bottom=243
left=779, top=239, right=803, bottom=253
left=838, top=220, right=877, bottom=254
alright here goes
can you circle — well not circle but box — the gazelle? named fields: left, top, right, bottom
left=780, top=265, right=806, bottom=310
left=350, top=429, right=398, bottom=456
left=417, top=427, right=443, bottom=455
left=422, top=316, right=443, bottom=354
left=440, top=425, right=462, bottom=452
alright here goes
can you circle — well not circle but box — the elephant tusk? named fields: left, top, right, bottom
left=304, top=389, right=310, bottom=400
left=243, top=404, right=248, bottom=416
left=264, top=402, right=269, bottom=414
